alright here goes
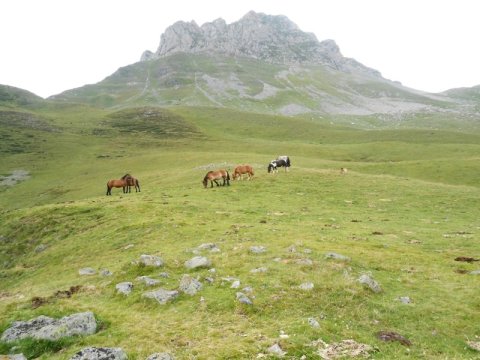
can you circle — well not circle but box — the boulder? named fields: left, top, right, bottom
left=178, top=275, right=203, bottom=295
left=325, top=252, right=351, bottom=261
left=1, top=312, right=96, bottom=343
left=139, top=255, right=164, bottom=267
left=185, top=256, right=211, bottom=269
left=116, top=282, right=134, bottom=295
left=143, top=289, right=179, bottom=305
left=70, top=347, right=127, bottom=360
left=358, top=274, right=382, bottom=293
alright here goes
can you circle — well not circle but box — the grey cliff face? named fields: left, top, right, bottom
left=141, top=11, right=380, bottom=77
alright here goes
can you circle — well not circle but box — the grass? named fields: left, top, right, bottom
left=0, top=104, right=479, bottom=359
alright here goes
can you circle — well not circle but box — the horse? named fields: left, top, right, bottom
left=123, top=174, right=141, bottom=193
left=106, top=176, right=129, bottom=195
left=203, top=169, right=230, bottom=188
left=267, top=155, right=291, bottom=174
left=232, top=164, right=254, bottom=180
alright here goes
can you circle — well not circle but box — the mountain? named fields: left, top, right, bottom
left=0, top=84, right=44, bottom=108
left=50, top=11, right=478, bottom=123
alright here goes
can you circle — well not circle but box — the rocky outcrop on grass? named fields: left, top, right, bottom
left=1, top=312, right=96, bottom=342
left=70, top=347, right=127, bottom=360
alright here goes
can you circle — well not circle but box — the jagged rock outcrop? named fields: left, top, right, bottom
left=142, top=11, right=380, bottom=77
left=1, top=312, right=97, bottom=342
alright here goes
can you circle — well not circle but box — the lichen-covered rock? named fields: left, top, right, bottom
left=143, top=289, right=179, bottom=305
left=146, top=353, right=175, bottom=360
left=185, top=256, right=211, bottom=269
left=116, top=282, right=134, bottom=295
left=1, top=312, right=96, bottom=342
left=0, top=354, right=27, bottom=360
left=69, top=347, right=128, bottom=360
left=358, top=274, right=382, bottom=293
left=139, top=254, right=164, bottom=267
left=178, top=275, right=203, bottom=295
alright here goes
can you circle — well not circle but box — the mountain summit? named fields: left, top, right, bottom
left=141, top=11, right=380, bottom=78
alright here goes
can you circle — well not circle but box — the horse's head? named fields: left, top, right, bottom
left=202, top=177, right=208, bottom=188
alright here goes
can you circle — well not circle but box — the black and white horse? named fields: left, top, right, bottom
left=267, top=155, right=291, bottom=173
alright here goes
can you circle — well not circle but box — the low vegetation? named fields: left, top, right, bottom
left=0, top=100, right=479, bottom=359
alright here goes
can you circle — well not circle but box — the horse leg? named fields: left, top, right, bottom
left=214, top=179, right=220, bottom=187
left=106, top=186, right=111, bottom=196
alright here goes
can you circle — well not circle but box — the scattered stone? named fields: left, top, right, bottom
left=316, top=339, right=375, bottom=359
left=279, top=330, right=289, bottom=339
left=267, top=343, right=286, bottom=357
left=123, top=244, right=134, bottom=250
left=34, top=244, right=47, bottom=253
left=250, top=267, right=268, bottom=273
left=467, top=341, right=480, bottom=351
left=146, top=353, right=175, bottom=360
left=140, top=254, right=164, bottom=267
left=0, top=354, right=27, bottom=360
left=230, top=280, right=241, bottom=289
left=287, top=245, right=297, bottom=253
left=116, top=282, right=134, bottom=295
left=236, top=292, right=253, bottom=305
left=143, top=289, right=179, bottom=305
left=303, top=248, right=313, bottom=254
left=470, top=270, right=480, bottom=275
left=185, top=256, right=211, bottom=269
left=70, top=347, right=127, bottom=360
left=250, top=246, right=266, bottom=254
left=308, top=317, right=320, bottom=328
left=243, top=286, right=254, bottom=293
left=179, top=275, right=203, bottom=295
left=100, top=269, right=113, bottom=277
left=79, top=268, right=96, bottom=276
left=325, top=252, right=351, bottom=261
left=358, top=274, right=382, bottom=293
left=137, top=276, right=161, bottom=286
left=197, top=243, right=220, bottom=252
left=1, top=312, right=96, bottom=342
left=159, top=272, right=170, bottom=278
left=204, top=277, right=214, bottom=284
left=376, top=330, right=412, bottom=346
left=397, top=296, right=412, bottom=304
left=295, top=258, right=313, bottom=266
left=299, top=282, right=314, bottom=291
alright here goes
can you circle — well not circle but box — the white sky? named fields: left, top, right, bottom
left=1, top=0, right=479, bottom=98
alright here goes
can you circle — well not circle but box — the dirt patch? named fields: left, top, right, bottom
left=314, top=339, right=376, bottom=359
left=31, top=285, right=82, bottom=309
left=455, top=256, right=479, bottom=263
left=376, top=330, right=412, bottom=346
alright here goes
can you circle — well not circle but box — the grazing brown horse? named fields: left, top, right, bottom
left=203, top=169, right=230, bottom=188
left=106, top=176, right=129, bottom=195
left=124, top=174, right=141, bottom=193
left=232, top=164, right=254, bottom=180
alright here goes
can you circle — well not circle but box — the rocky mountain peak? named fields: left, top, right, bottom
left=142, top=11, right=381, bottom=77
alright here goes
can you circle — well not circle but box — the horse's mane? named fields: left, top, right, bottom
left=121, top=174, right=132, bottom=179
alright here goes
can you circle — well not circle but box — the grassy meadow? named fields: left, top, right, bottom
left=1, top=104, right=479, bottom=359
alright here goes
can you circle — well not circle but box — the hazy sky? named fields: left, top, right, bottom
left=1, top=0, right=479, bottom=98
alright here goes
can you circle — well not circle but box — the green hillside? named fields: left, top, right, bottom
left=1, top=100, right=479, bottom=359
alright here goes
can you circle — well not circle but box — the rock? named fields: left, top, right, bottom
left=467, top=341, right=480, bottom=351
left=197, top=243, right=220, bottom=252
left=299, top=282, right=314, bottom=290
left=230, top=280, right=241, bottom=289
left=308, top=317, right=320, bottom=328
left=376, top=330, right=412, bottom=346
left=179, top=275, right=203, bottom=295
left=139, top=254, right=164, bottom=267
left=358, top=274, right=382, bottom=293
left=397, top=296, right=412, bottom=304
left=70, top=347, right=127, bottom=360
left=100, top=269, right=113, bottom=277
left=79, top=268, right=96, bottom=276
left=469, top=270, right=480, bottom=275
left=267, top=343, right=286, bottom=357
left=250, top=267, right=268, bottom=273
left=34, top=244, right=47, bottom=253
left=116, top=282, right=133, bottom=295
left=325, top=252, right=351, bottom=261
left=1, top=312, right=97, bottom=342
left=0, top=355, right=27, bottom=360
left=250, top=246, right=266, bottom=254
left=143, top=289, right=179, bottom=304
left=236, top=292, right=253, bottom=305
left=146, top=353, right=175, bottom=360
left=137, top=276, right=161, bottom=286
left=295, top=258, right=313, bottom=266
left=185, top=256, right=211, bottom=269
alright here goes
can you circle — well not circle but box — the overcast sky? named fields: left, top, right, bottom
left=1, top=0, right=479, bottom=98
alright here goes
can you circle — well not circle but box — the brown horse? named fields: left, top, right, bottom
left=232, top=164, right=254, bottom=180
left=203, top=169, right=230, bottom=188
left=106, top=175, right=129, bottom=195
left=124, top=174, right=141, bottom=193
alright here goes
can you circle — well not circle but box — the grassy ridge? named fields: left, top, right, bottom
left=0, top=104, right=479, bottom=359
